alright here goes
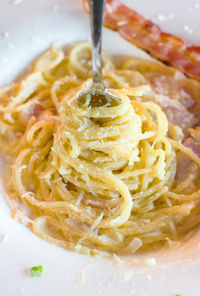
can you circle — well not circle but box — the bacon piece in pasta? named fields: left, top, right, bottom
left=19, top=103, right=42, bottom=125
left=154, top=94, right=198, bottom=132
left=183, top=137, right=200, bottom=158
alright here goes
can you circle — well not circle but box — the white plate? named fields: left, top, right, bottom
left=0, top=1, right=200, bottom=295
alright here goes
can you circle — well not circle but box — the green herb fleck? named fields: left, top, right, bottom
left=30, top=265, right=43, bottom=277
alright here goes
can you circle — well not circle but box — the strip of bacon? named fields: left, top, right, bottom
left=83, top=0, right=200, bottom=81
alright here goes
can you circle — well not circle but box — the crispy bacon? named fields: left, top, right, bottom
left=38, top=108, right=57, bottom=122
left=175, top=151, right=197, bottom=188
left=83, top=0, right=200, bottom=81
left=20, top=103, right=42, bottom=125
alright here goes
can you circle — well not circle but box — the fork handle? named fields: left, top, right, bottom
left=89, top=0, right=105, bottom=89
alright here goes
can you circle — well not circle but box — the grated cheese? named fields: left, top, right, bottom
left=183, top=25, right=193, bottom=34
left=157, top=14, right=167, bottom=22
left=144, top=257, right=157, bottom=267
left=112, top=254, right=125, bottom=265
left=0, top=235, right=8, bottom=244
left=75, top=191, right=84, bottom=206
left=169, top=220, right=177, bottom=238
left=122, top=270, right=134, bottom=282
left=86, top=206, right=93, bottom=215
left=65, top=274, right=74, bottom=280
left=106, top=3, right=113, bottom=14
left=184, top=25, right=189, bottom=31
left=74, top=243, right=81, bottom=251
left=78, top=125, right=85, bottom=132
left=12, top=0, right=23, bottom=4
left=21, top=191, right=34, bottom=199
left=145, top=274, right=152, bottom=280
left=173, top=71, right=185, bottom=81
left=90, top=212, right=104, bottom=232
left=53, top=5, right=59, bottom=11
left=2, top=32, right=9, bottom=39
left=76, top=269, right=87, bottom=285
left=117, top=20, right=128, bottom=26
left=2, top=57, right=8, bottom=64
left=15, top=211, right=34, bottom=225
left=164, top=196, right=172, bottom=207
left=59, top=168, right=71, bottom=175
left=45, top=178, right=51, bottom=187
left=125, top=237, right=142, bottom=253
left=153, top=13, right=174, bottom=22
left=76, top=264, right=91, bottom=285
left=20, top=165, right=27, bottom=170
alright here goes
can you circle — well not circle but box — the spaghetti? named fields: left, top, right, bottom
left=0, top=42, right=200, bottom=256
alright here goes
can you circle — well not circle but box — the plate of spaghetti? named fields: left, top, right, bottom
left=0, top=0, right=200, bottom=296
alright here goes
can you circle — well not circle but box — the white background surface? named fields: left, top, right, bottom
left=0, top=1, right=200, bottom=295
